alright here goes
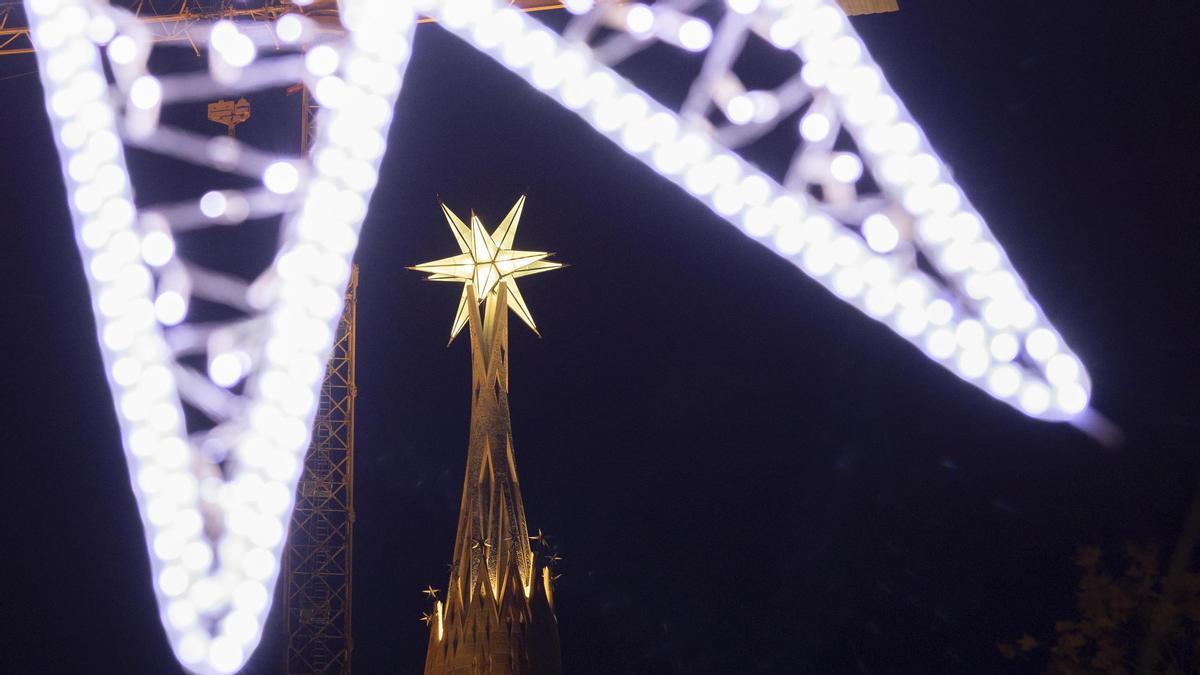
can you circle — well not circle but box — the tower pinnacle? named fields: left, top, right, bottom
left=412, top=197, right=563, bottom=675
left=411, top=194, right=562, bottom=342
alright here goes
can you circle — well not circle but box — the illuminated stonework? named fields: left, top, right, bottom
left=413, top=199, right=562, bottom=675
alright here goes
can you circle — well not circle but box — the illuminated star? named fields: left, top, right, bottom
left=546, top=552, right=563, bottom=565
left=422, top=585, right=440, bottom=600
left=410, top=195, right=562, bottom=341
left=420, top=612, right=434, bottom=626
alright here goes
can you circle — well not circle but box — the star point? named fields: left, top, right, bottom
left=412, top=196, right=562, bottom=341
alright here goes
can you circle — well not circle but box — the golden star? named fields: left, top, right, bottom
left=411, top=195, right=561, bottom=341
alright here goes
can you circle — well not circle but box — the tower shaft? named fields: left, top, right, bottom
left=426, top=283, right=561, bottom=675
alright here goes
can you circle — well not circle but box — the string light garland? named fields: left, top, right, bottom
left=26, top=0, right=413, bottom=672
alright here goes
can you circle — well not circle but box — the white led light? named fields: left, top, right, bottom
left=262, top=161, right=300, bottom=195
left=916, top=214, right=951, bottom=243
left=154, top=291, right=186, bottom=328
left=1019, top=382, right=1051, bottom=416
left=956, top=347, right=989, bottom=379
left=210, top=20, right=255, bottom=68
left=1025, top=327, right=1058, bottom=362
left=563, top=0, right=593, bottom=14
left=141, top=231, right=175, bottom=267
left=129, top=75, right=161, bottom=110
left=108, top=34, right=136, bottom=64
left=988, top=332, right=1019, bottom=362
left=677, top=18, right=713, bottom=52
left=861, top=213, right=898, bottom=253
left=829, top=152, right=862, bottom=183
left=987, top=364, right=1021, bottom=397
left=199, top=191, right=227, bottom=219
left=927, top=299, right=953, bottom=325
left=725, top=94, right=755, bottom=125
left=909, top=153, right=939, bottom=184
left=1055, top=383, right=1089, bottom=414
left=305, top=44, right=339, bottom=77
left=832, top=266, right=864, bottom=298
left=1045, top=353, right=1080, bottom=386
left=951, top=211, right=981, bottom=241
left=87, top=14, right=115, bottom=44
left=275, top=14, right=303, bottom=44
left=954, top=319, right=985, bottom=348
left=624, top=4, right=654, bottom=36
left=159, top=565, right=189, bottom=597
left=864, top=285, right=896, bottom=318
left=207, top=637, right=244, bottom=674
left=887, top=121, right=919, bottom=154
left=830, top=35, right=861, bottom=66
left=209, top=352, right=246, bottom=388
left=800, top=112, right=831, bottom=142
left=895, top=306, right=927, bottom=337
left=927, top=328, right=956, bottom=360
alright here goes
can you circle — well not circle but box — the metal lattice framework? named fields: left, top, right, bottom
left=284, top=266, right=356, bottom=675
left=24, top=0, right=1096, bottom=673
left=1, top=1, right=332, bottom=57
left=1, top=2, right=35, bottom=54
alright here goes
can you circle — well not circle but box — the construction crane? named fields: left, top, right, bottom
left=284, top=266, right=358, bottom=675
left=2, top=0, right=309, bottom=57
left=0, top=0, right=898, bottom=58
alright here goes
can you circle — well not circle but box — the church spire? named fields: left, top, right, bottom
left=412, top=197, right=562, bottom=675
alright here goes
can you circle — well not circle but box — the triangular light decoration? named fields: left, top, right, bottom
left=409, top=0, right=1092, bottom=421
left=25, top=0, right=413, bottom=672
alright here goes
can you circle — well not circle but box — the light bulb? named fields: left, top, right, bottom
left=829, top=152, right=863, bottom=183
left=678, top=19, right=712, bottom=52
left=862, top=213, right=899, bottom=253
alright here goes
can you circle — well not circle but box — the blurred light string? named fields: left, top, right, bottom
left=25, top=0, right=412, bottom=672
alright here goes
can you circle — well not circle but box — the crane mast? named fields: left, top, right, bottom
left=284, top=265, right=358, bottom=674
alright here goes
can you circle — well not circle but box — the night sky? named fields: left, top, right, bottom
left=3, top=2, right=1200, bottom=673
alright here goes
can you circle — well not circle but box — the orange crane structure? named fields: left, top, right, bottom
left=0, top=0, right=896, bottom=59
left=285, top=267, right=358, bottom=675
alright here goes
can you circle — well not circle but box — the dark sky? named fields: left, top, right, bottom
left=3, top=2, right=1200, bottom=673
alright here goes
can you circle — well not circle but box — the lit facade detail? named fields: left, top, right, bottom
left=413, top=198, right=563, bottom=674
